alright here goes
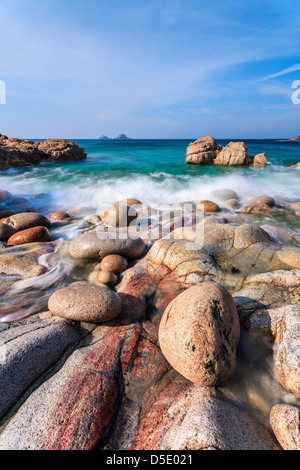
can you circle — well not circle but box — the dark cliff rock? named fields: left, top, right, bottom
left=0, top=135, right=86, bottom=170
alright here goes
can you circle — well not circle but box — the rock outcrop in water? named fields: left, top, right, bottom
left=0, top=191, right=299, bottom=450
left=186, top=136, right=268, bottom=167
left=0, top=134, right=86, bottom=170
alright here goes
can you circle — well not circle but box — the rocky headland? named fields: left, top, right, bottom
left=0, top=188, right=299, bottom=450
left=99, top=134, right=131, bottom=141
left=0, top=134, right=86, bottom=170
left=186, top=136, right=268, bottom=167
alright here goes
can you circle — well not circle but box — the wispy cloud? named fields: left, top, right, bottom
left=1, top=0, right=300, bottom=138
left=257, top=83, right=293, bottom=97
left=254, top=63, right=300, bottom=83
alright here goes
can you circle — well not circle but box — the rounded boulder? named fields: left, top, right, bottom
left=100, top=204, right=138, bottom=227
left=158, top=282, right=240, bottom=387
left=7, top=226, right=51, bottom=246
left=48, top=284, right=122, bottom=323
left=197, top=200, right=220, bottom=213
left=50, top=211, right=70, bottom=221
left=4, top=212, right=50, bottom=231
left=68, top=231, right=146, bottom=260
left=98, top=270, right=119, bottom=286
left=100, top=254, right=128, bottom=273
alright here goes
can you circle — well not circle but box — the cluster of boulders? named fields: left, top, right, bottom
left=0, top=189, right=299, bottom=450
left=0, top=134, right=86, bottom=170
left=186, top=136, right=268, bottom=167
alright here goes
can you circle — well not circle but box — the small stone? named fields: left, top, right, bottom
left=50, top=211, right=70, bottom=221
left=248, top=195, right=275, bottom=207
left=4, top=212, right=50, bottom=231
left=100, top=204, right=138, bottom=227
left=0, top=222, right=16, bottom=242
left=222, top=199, right=239, bottom=209
left=48, top=284, right=122, bottom=323
left=270, top=404, right=300, bottom=450
left=100, top=254, right=128, bottom=273
left=7, top=226, right=51, bottom=246
left=158, top=282, right=240, bottom=387
left=208, top=189, right=238, bottom=202
left=114, top=198, right=142, bottom=208
left=242, top=202, right=279, bottom=215
left=98, top=270, right=119, bottom=286
left=197, top=200, right=220, bottom=213
left=69, top=231, right=146, bottom=260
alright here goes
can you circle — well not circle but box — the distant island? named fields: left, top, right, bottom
left=286, top=135, right=300, bottom=141
left=99, top=134, right=132, bottom=140
left=291, top=135, right=300, bottom=141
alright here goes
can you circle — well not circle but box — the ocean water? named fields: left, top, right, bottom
left=0, top=139, right=299, bottom=216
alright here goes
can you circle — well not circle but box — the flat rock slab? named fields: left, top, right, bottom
left=0, top=314, right=87, bottom=420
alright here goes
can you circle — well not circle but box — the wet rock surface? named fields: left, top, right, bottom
left=0, top=188, right=299, bottom=450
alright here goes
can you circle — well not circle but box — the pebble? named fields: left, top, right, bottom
left=100, top=254, right=128, bottom=273
left=48, top=284, right=122, bottom=323
left=7, top=226, right=51, bottom=246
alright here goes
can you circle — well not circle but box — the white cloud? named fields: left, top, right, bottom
left=254, top=63, right=300, bottom=83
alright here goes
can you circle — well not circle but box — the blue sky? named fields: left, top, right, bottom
left=0, top=0, right=300, bottom=139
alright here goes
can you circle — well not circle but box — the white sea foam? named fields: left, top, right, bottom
left=0, top=167, right=299, bottom=216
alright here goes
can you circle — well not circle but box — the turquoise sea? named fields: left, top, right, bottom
left=0, top=139, right=299, bottom=216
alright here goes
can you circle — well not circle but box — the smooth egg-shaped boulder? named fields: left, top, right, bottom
left=68, top=231, right=146, bottom=260
left=233, top=224, right=271, bottom=249
left=0, top=222, right=16, bottom=242
left=208, top=188, right=238, bottom=202
left=98, top=270, right=118, bottom=286
left=248, top=195, right=275, bottom=207
left=100, top=254, right=128, bottom=273
left=48, top=284, right=122, bottom=323
left=114, top=198, right=142, bottom=208
left=158, top=282, right=240, bottom=387
left=4, top=212, right=50, bottom=231
left=50, top=211, right=70, bottom=221
left=100, top=204, right=138, bottom=227
left=197, top=200, right=220, bottom=213
left=7, top=226, right=51, bottom=246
